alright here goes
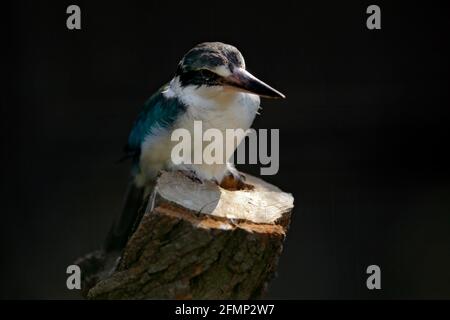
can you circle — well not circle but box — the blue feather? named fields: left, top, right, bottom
left=124, top=84, right=186, bottom=166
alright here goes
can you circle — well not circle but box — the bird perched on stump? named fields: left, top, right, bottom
left=105, top=42, right=285, bottom=252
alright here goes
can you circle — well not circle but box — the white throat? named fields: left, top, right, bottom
left=164, top=76, right=243, bottom=110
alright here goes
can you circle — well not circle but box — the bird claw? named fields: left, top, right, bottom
left=220, top=172, right=254, bottom=191
left=179, top=170, right=203, bottom=184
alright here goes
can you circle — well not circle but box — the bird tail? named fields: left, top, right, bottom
left=103, top=181, right=149, bottom=253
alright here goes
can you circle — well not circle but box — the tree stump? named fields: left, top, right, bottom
left=77, top=171, right=294, bottom=299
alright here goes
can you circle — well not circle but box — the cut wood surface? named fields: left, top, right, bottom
left=78, top=171, right=294, bottom=299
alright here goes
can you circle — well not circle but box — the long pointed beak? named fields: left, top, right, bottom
left=223, top=68, right=286, bottom=99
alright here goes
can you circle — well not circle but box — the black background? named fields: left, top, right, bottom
left=2, top=0, right=450, bottom=299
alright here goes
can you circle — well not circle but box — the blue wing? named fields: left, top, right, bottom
left=107, top=84, right=186, bottom=253
left=124, top=84, right=186, bottom=166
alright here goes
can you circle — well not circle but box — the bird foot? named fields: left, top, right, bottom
left=219, top=172, right=254, bottom=191
left=178, top=170, right=203, bottom=184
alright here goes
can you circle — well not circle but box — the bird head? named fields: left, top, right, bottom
left=175, top=42, right=285, bottom=99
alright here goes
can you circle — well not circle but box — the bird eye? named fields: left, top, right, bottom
left=198, top=69, right=217, bottom=79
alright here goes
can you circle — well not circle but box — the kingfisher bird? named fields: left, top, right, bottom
left=105, top=42, right=285, bottom=252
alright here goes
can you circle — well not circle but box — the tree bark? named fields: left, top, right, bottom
left=77, top=171, right=294, bottom=299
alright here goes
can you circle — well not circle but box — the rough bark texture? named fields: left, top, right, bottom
left=77, top=171, right=294, bottom=299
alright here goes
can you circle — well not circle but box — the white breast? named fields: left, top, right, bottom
left=179, top=84, right=260, bottom=132
left=136, top=77, right=261, bottom=186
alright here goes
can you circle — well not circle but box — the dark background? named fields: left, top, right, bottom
left=3, top=0, right=450, bottom=299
